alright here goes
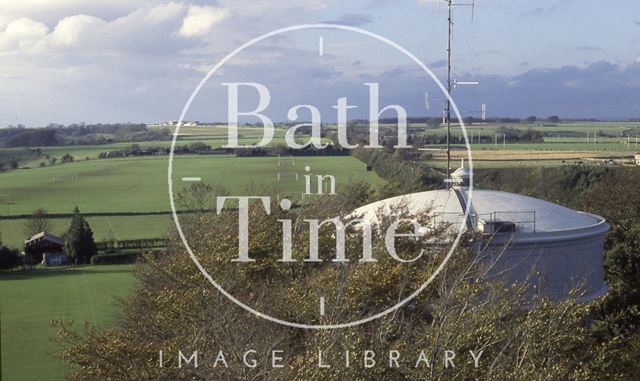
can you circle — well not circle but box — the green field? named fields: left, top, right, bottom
left=0, top=265, right=136, bottom=381
left=8, top=138, right=284, bottom=168
left=0, top=216, right=171, bottom=249
left=405, top=121, right=640, bottom=153
left=7, top=122, right=639, bottom=169
left=5, top=122, right=640, bottom=171
left=0, top=155, right=382, bottom=216
left=465, top=141, right=637, bottom=152
left=0, top=154, right=383, bottom=247
left=410, top=121, right=640, bottom=138
left=3, top=125, right=306, bottom=167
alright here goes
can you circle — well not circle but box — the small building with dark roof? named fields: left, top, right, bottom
left=24, top=232, right=66, bottom=265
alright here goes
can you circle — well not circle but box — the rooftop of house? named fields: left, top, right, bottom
left=24, top=232, right=64, bottom=246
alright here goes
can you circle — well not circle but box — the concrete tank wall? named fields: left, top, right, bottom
left=483, top=223, right=608, bottom=300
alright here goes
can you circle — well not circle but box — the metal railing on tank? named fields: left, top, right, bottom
left=426, top=211, right=537, bottom=234
left=476, top=211, right=537, bottom=233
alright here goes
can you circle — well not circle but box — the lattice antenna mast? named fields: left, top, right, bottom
left=444, top=0, right=475, bottom=183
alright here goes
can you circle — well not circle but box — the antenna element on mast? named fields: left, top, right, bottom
left=443, top=0, right=476, bottom=186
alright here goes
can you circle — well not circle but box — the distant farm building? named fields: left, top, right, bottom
left=24, top=232, right=68, bottom=266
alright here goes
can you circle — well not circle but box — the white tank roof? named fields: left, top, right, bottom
left=352, top=175, right=610, bottom=301
left=353, top=188, right=605, bottom=234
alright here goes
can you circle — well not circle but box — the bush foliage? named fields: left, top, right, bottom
left=53, top=174, right=640, bottom=380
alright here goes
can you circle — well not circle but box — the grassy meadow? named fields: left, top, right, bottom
left=0, top=265, right=136, bottom=381
left=0, top=155, right=381, bottom=215
left=5, top=122, right=639, bottom=170
left=411, top=121, right=640, bottom=138
left=3, top=125, right=297, bottom=168
left=0, top=154, right=382, bottom=247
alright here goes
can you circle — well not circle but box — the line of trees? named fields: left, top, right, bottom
left=97, top=142, right=231, bottom=159
left=235, top=143, right=350, bottom=157
left=352, top=145, right=442, bottom=197
left=0, top=124, right=171, bottom=148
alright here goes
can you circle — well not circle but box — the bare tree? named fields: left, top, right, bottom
left=23, top=208, right=54, bottom=237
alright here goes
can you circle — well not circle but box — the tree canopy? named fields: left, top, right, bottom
left=64, top=207, right=97, bottom=264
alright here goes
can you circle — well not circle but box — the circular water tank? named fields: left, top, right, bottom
left=353, top=187, right=609, bottom=301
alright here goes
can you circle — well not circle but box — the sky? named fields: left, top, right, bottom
left=0, top=0, right=638, bottom=126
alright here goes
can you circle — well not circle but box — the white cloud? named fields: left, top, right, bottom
left=0, top=0, right=146, bottom=27
left=0, top=3, right=196, bottom=55
left=0, top=0, right=135, bottom=12
left=0, top=17, right=48, bottom=51
left=0, top=0, right=342, bottom=125
left=50, top=15, right=105, bottom=47
left=178, top=5, right=229, bottom=38
left=145, top=2, right=185, bottom=23
left=220, top=0, right=328, bottom=14
left=0, top=1, right=332, bottom=56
